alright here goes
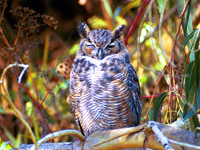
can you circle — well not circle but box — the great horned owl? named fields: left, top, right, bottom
left=69, top=22, right=142, bottom=136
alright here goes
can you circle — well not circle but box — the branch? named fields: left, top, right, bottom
left=147, top=121, right=174, bottom=150
left=0, top=0, right=7, bottom=24
left=145, top=63, right=169, bottom=120
left=0, top=27, right=11, bottom=47
left=0, top=63, right=38, bottom=150
left=169, top=0, right=190, bottom=110
left=124, top=0, right=151, bottom=45
left=84, top=122, right=200, bottom=150
left=30, top=130, right=84, bottom=150
left=15, top=121, right=200, bottom=150
left=17, top=56, right=40, bottom=109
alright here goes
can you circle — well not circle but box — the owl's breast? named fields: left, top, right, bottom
left=69, top=55, right=135, bottom=134
left=71, top=55, right=128, bottom=95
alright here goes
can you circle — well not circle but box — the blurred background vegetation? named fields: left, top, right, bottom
left=0, top=0, right=200, bottom=149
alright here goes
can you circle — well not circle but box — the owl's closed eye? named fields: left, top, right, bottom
left=77, top=22, right=126, bottom=60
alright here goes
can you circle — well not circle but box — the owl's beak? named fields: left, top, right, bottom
left=98, top=48, right=103, bottom=60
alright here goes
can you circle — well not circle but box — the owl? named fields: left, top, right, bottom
left=69, top=22, right=142, bottom=136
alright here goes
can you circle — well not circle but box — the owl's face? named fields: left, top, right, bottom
left=77, top=22, right=126, bottom=60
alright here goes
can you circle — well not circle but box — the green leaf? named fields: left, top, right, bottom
left=157, top=0, right=164, bottom=13
left=183, top=103, right=188, bottom=118
left=181, top=29, right=198, bottom=56
left=179, top=97, right=185, bottom=111
left=177, top=0, right=195, bottom=61
left=184, top=61, right=196, bottom=119
left=0, top=93, right=7, bottom=99
left=53, top=84, right=59, bottom=95
left=10, top=91, right=17, bottom=100
left=0, top=106, right=5, bottom=114
left=188, top=84, right=196, bottom=104
left=194, top=39, right=200, bottom=87
left=87, top=16, right=108, bottom=29
left=177, top=0, right=193, bottom=37
left=195, top=83, right=200, bottom=111
left=189, top=114, right=200, bottom=131
left=153, top=92, right=168, bottom=121
left=194, top=49, right=200, bottom=111
left=149, top=107, right=153, bottom=121
left=189, top=29, right=200, bottom=60
left=102, top=0, right=113, bottom=18
left=185, top=61, right=195, bottom=101
left=183, top=50, right=200, bottom=120
left=113, top=6, right=122, bottom=20
left=69, top=44, right=79, bottom=55
left=2, top=126, right=21, bottom=146
left=183, top=82, right=200, bottom=122
left=60, top=80, right=68, bottom=90
left=177, top=110, right=183, bottom=118
left=183, top=107, right=194, bottom=121
left=32, top=111, right=40, bottom=140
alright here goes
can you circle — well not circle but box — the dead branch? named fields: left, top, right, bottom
left=12, top=121, right=200, bottom=150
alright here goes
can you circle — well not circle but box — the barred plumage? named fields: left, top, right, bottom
left=69, top=22, right=142, bottom=136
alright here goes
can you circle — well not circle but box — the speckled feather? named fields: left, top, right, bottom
left=69, top=23, right=142, bottom=136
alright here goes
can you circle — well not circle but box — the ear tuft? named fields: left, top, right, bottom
left=77, top=22, right=90, bottom=38
left=112, top=25, right=126, bottom=41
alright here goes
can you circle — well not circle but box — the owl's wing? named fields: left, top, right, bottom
left=69, top=70, right=85, bottom=134
left=69, top=57, right=97, bottom=135
left=126, top=58, right=142, bottom=126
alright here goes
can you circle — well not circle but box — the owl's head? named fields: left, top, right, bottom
left=76, top=22, right=126, bottom=60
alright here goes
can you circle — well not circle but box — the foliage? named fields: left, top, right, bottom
left=0, top=0, right=200, bottom=149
